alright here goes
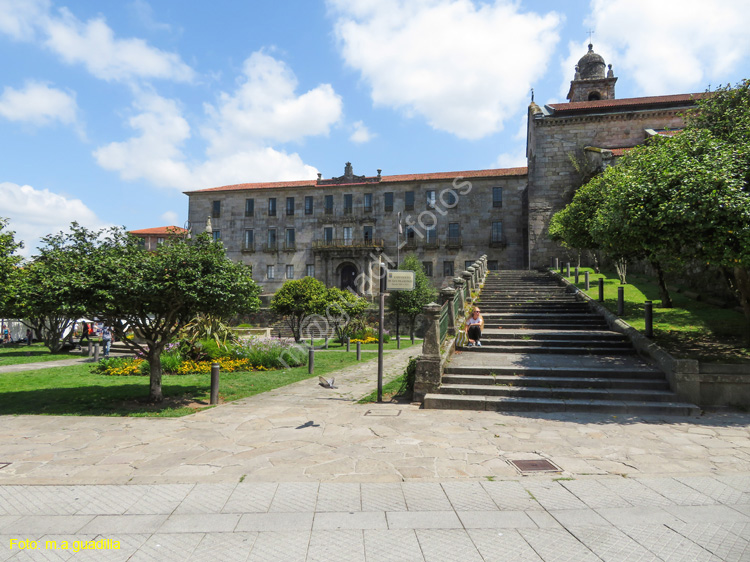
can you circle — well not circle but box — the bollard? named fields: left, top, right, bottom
left=566, top=262, right=571, bottom=277
left=210, top=363, right=220, bottom=404
left=356, top=341, right=361, bottom=361
left=411, top=332, right=415, bottom=345
left=87, top=340, right=93, bottom=357
left=644, top=301, right=654, bottom=338
left=346, top=337, right=350, bottom=352
left=585, top=271, right=590, bottom=291
left=308, top=348, right=314, bottom=374
left=94, top=343, right=100, bottom=362
left=554, top=257, right=559, bottom=271
left=397, top=334, right=401, bottom=349
left=574, top=266, right=579, bottom=284
left=598, top=277, right=604, bottom=302
left=310, top=337, right=314, bottom=349
left=560, top=262, right=564, bottom=274
left=617, top=286, right=625, bottom=316
left=324, top=337, right=328, bottom=349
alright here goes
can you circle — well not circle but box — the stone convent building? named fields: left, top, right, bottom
left=186, top=44, right=705, bottom=294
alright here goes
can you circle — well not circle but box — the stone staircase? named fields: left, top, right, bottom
left=424, top=270, right=700, bottom=415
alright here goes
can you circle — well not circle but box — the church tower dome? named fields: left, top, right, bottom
left=566, top=43, right=617, bottom=102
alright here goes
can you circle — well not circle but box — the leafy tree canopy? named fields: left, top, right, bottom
left=270, top=276, right=329, bottom=342
left=387, top=254, right=437, bottom=336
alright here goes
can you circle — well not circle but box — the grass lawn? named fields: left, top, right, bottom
left=0, top=350, right=385, bottom=417
left=305, top=338, right=419, bottom=351
left=0, top=343, right=76, bottom=366
left=557, top=268, right=750, bottom=363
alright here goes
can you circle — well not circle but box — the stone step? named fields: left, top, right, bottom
left=481, top=330, right=624, bottom=340
left=442, top=374, right=670, bottom=390
left=443, top=365, right=663, bottom=379
left=438, top=383, right=679, bottom=402
left=422, top=394, right=701, bottom=416
left=477, top=337, right=630, bottom=348
left=457, top=344, right=636, bottom=354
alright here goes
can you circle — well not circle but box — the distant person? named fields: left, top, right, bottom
left=26, top=329, right=32, bottom=346
left=79, top=321, right=91, bottom=346
left=2, top=326, right=9, bottom=344
left=101, top=326, right=112, bottom=358
left=466, top=306, right=484, bottom=347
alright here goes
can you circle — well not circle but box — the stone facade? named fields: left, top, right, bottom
left=187, top=167, right=526, bottom=294
left=185, top=45, right=705, bottom=288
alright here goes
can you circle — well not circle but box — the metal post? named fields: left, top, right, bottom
left=324, top=337, right=328, bottom=349
left=574, top=266, right=579, bottom=284
left=308, top=348, right=314, bottom=374
left=617, top=286, right=625, bottom=316
left=411, top=332, right=415, bottom=345
left=554, top=257, right=559, bottom=271
left=356, top=341, right=361, bottom=361
left=310, top=337, right=314, bottom=349
left=378, top=265, right=386, bottom=403
left=93, top=343, right=100, bottom=362
left=585, top=271, right=590, bottom=291
left=87, top=340, right=93, bottom=357
left=644, top=301, right=654, bottom=338
left=346, top=337, right=350, bottom=352
left=598, top=277, right=604, bottom=302
left=210, top=363, right=220, bottom=404
left=397, top=334, right=401, bottom=349
left=566, top=262, right=571, bottom=277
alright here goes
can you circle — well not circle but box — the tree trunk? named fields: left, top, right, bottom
left=651, top=261, right=673, bottom=308
left=592, top=251, right=601, bottom=274
left=148, top=349, right=164, bottom=402
left=732, top=266, right=750, bottom=348
left=409, top=316, right=416, bottom=339
left=615, top=258, right=628, bottom=284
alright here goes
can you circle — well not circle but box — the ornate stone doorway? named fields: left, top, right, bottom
left=340, top=264, right=358, bottom=291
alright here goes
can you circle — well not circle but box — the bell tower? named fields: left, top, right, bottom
left=566, top=44, right=617, bottom=102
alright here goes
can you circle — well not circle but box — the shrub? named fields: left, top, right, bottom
left=235, top=336, right=307, bottom=369
left=352, top=326, right=391, bottom=343
left=92, top=357, right=145, bottom=376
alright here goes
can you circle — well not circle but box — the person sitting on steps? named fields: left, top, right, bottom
left=466, top=306, right=484, bottom=347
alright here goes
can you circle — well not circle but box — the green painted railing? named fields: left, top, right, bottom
left=439, top=301, right=450, bottom=343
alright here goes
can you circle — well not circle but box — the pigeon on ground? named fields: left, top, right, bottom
left=318, top=376, right=337, bottom=389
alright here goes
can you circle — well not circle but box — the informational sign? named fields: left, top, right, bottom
left=386, top=270, right=415, bottom=291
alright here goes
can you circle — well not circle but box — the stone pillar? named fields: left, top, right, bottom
left=462, top=270, right=474, bottom=294
left=453, top=277, right=466, bottom=314
left=414, top=302, right=442, bottom=402
left=467, top=266, right=477, bottom=288
left=440, top=287, right=457, bottom=335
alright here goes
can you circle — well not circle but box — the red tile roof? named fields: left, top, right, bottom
left=188, top=167, right=528, bottom=194
left=548, top=92, right=709, bottom=115
left=130, top=226, right=188, bottom=235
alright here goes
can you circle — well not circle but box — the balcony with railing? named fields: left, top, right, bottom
left=283, top=241, right=296, bottom=252
left=423, top=238, right=440, bottom=250
left=263, top=242, right=278, bottom=253
left=313, top=238, right=384, bottom=251
left=445, top=236, right=462, bottom=249
left=241, top=242, right=256, bottom=253
left=403, top=237, right=418, bottom=250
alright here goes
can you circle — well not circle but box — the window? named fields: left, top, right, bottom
left=285, top=228, right=295, bottom=250
left=422, top=261, right=433, bottom=277
left=324, top=194, right=334, bottom=215
left=268, top=198, right=277, bottom=216
left=487, top=260, right=499, bottom=270
left=405, top=191, right=415, bottom=211
left=344, top=193, right=353, bottom=214
left=443, top=261, right=454, bottom=277
left=363, top=225, right=373, bottom=243
left=364, top=193, right=373, bottom=212
left=212, top=230, right=221, bottom=241
left=384, top=192, right=394, bottom=212
left=492, top=187, right=503, bottom=208
left=245, top=198, right=254, bottom=217
left=425, top=227, right=437, bottom=246
left=267, top=228, right=277, bottom=249
left=343, top=226, right=353, bottom=245
left=305, top=195, right=313, bottom=215
left=448, top=223, right=460, bottom=239
left=491, top=221, right=503, bottom=243
left=156, top=237, right=165, bottom=245
left=212, top=200, right=221, bottom=218
left=244, top=229, right=254, bottom=250
left=286, top=197, right=295, bottom=216
left=323, top=227, right=333, bottom=243
left=306, top=264, right=315, bottom=278
left=286, top=265, right=294, bottom=280
left=426, top=190, right=436, bottom=209
left=442, top=189, right=457, bottom=208
left=405, top=225, right=416, bottom=247
left=267, top=265, right=275, bottom=279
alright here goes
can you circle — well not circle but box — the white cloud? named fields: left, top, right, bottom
left=564, top=0, right=750, bottom=97
left=95, top=52, right=341, bottom=190
left=328, top=0, right=561, bottom=139
left=0, top=181, right=105, bottom=256
left=160, top=210, right=179, bottom=225
left=494, top=148, right=527, bottom=169
left=350, top=120, right=374, bottom=144
left=0, top=0, right=194, bottom=83
left=0, top=81, right=78, bottom=128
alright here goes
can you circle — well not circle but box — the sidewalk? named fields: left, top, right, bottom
left=0, top=345, right=748, bottom=560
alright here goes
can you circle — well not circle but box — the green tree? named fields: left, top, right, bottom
left=0, top=218, right=22, bottom=313
left=324, top=287, right=369, bottom=342
left=387, top=254, right=437, bottom=338
left=270, top=276, right=328, bottom=343
left=86, top=228, right=261, bottom=402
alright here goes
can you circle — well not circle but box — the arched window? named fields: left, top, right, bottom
left=588, top=91, right=602, bottom=101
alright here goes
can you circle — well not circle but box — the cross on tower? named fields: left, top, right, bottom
left=587, top=29, right=595, bottom=44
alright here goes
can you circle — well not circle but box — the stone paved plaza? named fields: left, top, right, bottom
left=1, top=348, right=749, bottom=560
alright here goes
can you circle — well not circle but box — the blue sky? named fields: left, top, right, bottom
left=2, top=0, right=749, bottom=256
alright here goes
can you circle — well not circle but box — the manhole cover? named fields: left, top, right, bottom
left=509, top=459, right=560, bottom=473
left=364, top=409, right=401, bottom=417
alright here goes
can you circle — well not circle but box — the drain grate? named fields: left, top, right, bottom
left=364, top=409, right=401, bottom=417
left=509, top=459, right=560, bottom=473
